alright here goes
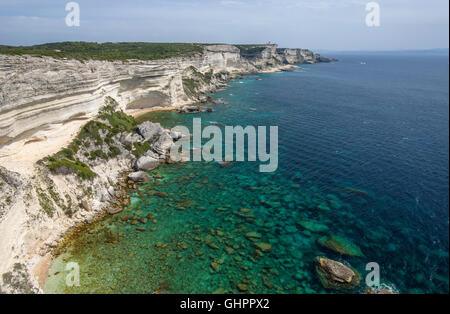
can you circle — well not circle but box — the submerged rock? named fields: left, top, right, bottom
left=245, top=232, right=262, bottom=240
left=298, top=220, right=329, bottom=233
left=237, top=283, right=249, bottom=292
left=315, top=257, right=361, bottom=290
left=107, top=207, right=123, bottom=215
left=156, top=192, right=168, bottom=198
left=218, top=161, right=233, bottom=168
left=254, top=242, right=272, bottom=252
left=210, top=261, right=221, bottom=272
left=212, top=288, right=227, bottom=294
left=317, top=235, right=364, bottom=257
left=207, top=241, right=220, bottom=250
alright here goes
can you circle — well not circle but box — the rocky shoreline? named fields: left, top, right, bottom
left=0, top=44, right=337, bottom=294
left=0, top=97, right=191, bottom=293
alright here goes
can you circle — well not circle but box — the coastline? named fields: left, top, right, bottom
left=39, top=65, right=302, bottom=293
left=0, top=45, right=335, bottom=293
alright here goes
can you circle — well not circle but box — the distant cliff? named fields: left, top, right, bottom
left=0, top=43, right=335, bottom=146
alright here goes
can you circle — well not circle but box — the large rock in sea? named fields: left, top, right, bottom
left=128, top=171, right=149, bottom=182
left=135, top=156, right=159, bottom=171
left=315, top=257, right=361, bottom=290
left=317, top=235, right=364, bottom=257
left=152, top=131, right=174, bottom=156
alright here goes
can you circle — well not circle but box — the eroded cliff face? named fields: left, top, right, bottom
left=0, top=44, right=335, bottom=293
left=0, top=44, right=333, bottom=146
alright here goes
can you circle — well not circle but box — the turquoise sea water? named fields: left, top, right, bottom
left=45, top=53, right=449, bottom=294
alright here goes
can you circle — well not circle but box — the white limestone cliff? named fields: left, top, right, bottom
left=0, top=43, right=335, bottom=293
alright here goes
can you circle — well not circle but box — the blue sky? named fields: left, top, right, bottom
left=0, top=0, right=448, bottom=50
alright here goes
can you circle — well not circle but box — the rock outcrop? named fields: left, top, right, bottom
left=135, top=156, right=159, bottom=171
left=127, top=171, right=149, bottom=182
left=0, top=166, right=25, bottom=221
left=315, top=257, right=362, bottom=291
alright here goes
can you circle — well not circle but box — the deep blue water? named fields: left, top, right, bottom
left=206, top=53, right=450, bottom=292
left=46, top=53, right=449, bottom=294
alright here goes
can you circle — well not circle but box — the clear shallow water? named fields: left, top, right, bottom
left=45, top=53, right=449, bottom=294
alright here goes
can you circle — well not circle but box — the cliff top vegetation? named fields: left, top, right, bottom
left=0, top=42, right=205, bottom=61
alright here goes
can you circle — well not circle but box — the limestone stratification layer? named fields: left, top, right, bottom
left=0, top=44, right=334, bottom=145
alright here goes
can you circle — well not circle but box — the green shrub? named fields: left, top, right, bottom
left=132, top=142, right=151, bottom=158
left=89, top=149, right=108, bottom=160
left=35, top=187, right=55, bottom=217
left=99, top=106, right=137, bottom=133
left=47, top=159, right=96, bottom=180
left=108, top=145, right=121, bottom=158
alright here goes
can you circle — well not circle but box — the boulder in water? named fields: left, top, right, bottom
left=128, top=171, right=149, bottom=182
left=315, top=257, right=361, bottom=290
left=135, top=156, right=159, bottom=171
